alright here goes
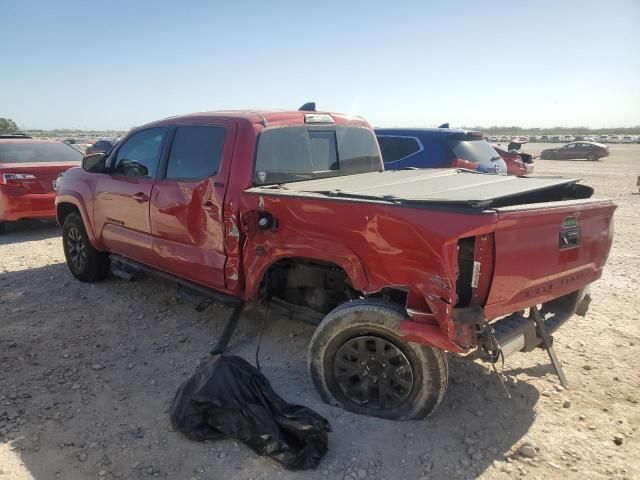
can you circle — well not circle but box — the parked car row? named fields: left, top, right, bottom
left=487, top=134, right=639, bottom=144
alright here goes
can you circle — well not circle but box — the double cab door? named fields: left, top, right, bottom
left=93, top=121, right=237, bottom=291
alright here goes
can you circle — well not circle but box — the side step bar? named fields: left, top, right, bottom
left=110, top=254, right=242, bottom=308
left=110, top=254, right=244, bottom=354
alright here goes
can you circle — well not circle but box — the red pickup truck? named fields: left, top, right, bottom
left=55, top=108, right=615, bottom=420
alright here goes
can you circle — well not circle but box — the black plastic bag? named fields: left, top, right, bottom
left=170, top=354, right=331, bottom=470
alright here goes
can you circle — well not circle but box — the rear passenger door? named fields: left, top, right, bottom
left=573, top=143, right=588, bottom=158
left=149, top=122, right=237, bottom=291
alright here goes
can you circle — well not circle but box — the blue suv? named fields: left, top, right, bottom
left=375, top=127, right=507, bottom=175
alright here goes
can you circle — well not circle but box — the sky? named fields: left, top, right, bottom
left=1, top=0, right=639, bottom=130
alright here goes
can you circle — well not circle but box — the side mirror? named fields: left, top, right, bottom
left=82, top=153, right=107, bottom=173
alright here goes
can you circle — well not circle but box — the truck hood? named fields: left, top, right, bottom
left=247, top=169, right=591, bottom=209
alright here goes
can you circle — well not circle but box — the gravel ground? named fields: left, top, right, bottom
left=1, top=144, right=638, bottom=480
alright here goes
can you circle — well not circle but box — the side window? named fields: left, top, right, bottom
left=113, top=127, right=167, bottom=177
left=166, top=126, right=226, bottom=180
left=377, top=136, right=421, bottom=162
left=565, top=143, right=576, bottom=149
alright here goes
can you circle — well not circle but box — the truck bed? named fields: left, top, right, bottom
left=246, top=169, right=592, bottom=209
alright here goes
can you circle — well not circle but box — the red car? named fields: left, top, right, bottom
left=0, top=135, right=83, bottom=233
left=492, top=144, right=535, bottom=176
left=56, top=107, right=615, bottom=420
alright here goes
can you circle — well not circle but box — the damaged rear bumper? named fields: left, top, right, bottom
left=489, top=287, right=591, bottom=356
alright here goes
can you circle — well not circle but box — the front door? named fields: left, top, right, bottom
left=558, top=143, right=575, bottom=159
left=93, top=127, right=168, bottom=264
left=149, top=122, right=236, bottom=290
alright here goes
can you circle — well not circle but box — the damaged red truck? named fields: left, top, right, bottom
left=55, top=108, right=615, bottom=420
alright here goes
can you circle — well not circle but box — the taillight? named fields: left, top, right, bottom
left=452, top=157, right=480, bottom=170
left=1, top=173, right=37, bottom=185
left=455, top=234, right=494, bottom=307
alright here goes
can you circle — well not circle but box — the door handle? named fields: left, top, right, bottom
left=132, top=192, right=149, bottom=203
left=203, top=200, right=219, bottom=213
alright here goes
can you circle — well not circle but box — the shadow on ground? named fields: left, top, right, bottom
left=0, top=264, right=539, bottom=479
left=0, top=220, right=60, bottom=245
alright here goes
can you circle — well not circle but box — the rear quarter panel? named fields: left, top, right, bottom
left=238, top=191, right=498, bottom=331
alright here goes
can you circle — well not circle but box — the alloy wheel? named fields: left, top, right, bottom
left=333, top=335, right=414, bottom=410
left=67, top=226, right=87, bottom=271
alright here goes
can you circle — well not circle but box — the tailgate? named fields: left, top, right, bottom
left=484, top=198, right=615, bottom=319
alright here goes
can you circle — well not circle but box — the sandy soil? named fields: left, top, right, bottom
left=1, top=144, right=639, bottom=480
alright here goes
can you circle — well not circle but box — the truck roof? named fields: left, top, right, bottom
left=141, top=110, right=368, bottom=129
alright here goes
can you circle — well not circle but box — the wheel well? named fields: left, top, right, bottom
left=259, top=258, right=409, bottom=317
left=260, top=258, right=360, bottom=315
left=56, top=203, right=80, bottom=226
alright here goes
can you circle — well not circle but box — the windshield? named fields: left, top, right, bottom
left=446, top=138, right=501, bottom=164
left=254, top=126, right=381, bottom=184
left=0, top=141, right=83, bottom=163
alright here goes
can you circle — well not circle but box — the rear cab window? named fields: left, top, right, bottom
left=254, top=125, right=381, bottom=185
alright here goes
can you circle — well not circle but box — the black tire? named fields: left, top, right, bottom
left=62, top=212, right=109, bottom=282
left=586, top=152, right=598, bottom=161
left=0, top=222, right=6, bottom=234
left=308, top=299, right=448, bottom=420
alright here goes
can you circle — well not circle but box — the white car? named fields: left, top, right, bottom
left=621, top=135, right=635, bottom=144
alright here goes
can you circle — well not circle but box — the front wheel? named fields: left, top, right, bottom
left=308, top=299, right=448, bottom=420
left=62, top=212, right=110, bottom=282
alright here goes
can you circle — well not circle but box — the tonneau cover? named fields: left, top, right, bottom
left=246, top=169, right=580, bottom=208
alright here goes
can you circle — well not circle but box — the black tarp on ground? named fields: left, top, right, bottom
left=170, top=354, right=331, bottom=470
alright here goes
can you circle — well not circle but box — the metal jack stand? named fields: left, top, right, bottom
left=210, top=302, right=246, bottom=355
left=530, top=305, right=569, bottom=389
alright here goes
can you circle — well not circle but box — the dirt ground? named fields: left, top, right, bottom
left=1, top=143, right=639, bottom=480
